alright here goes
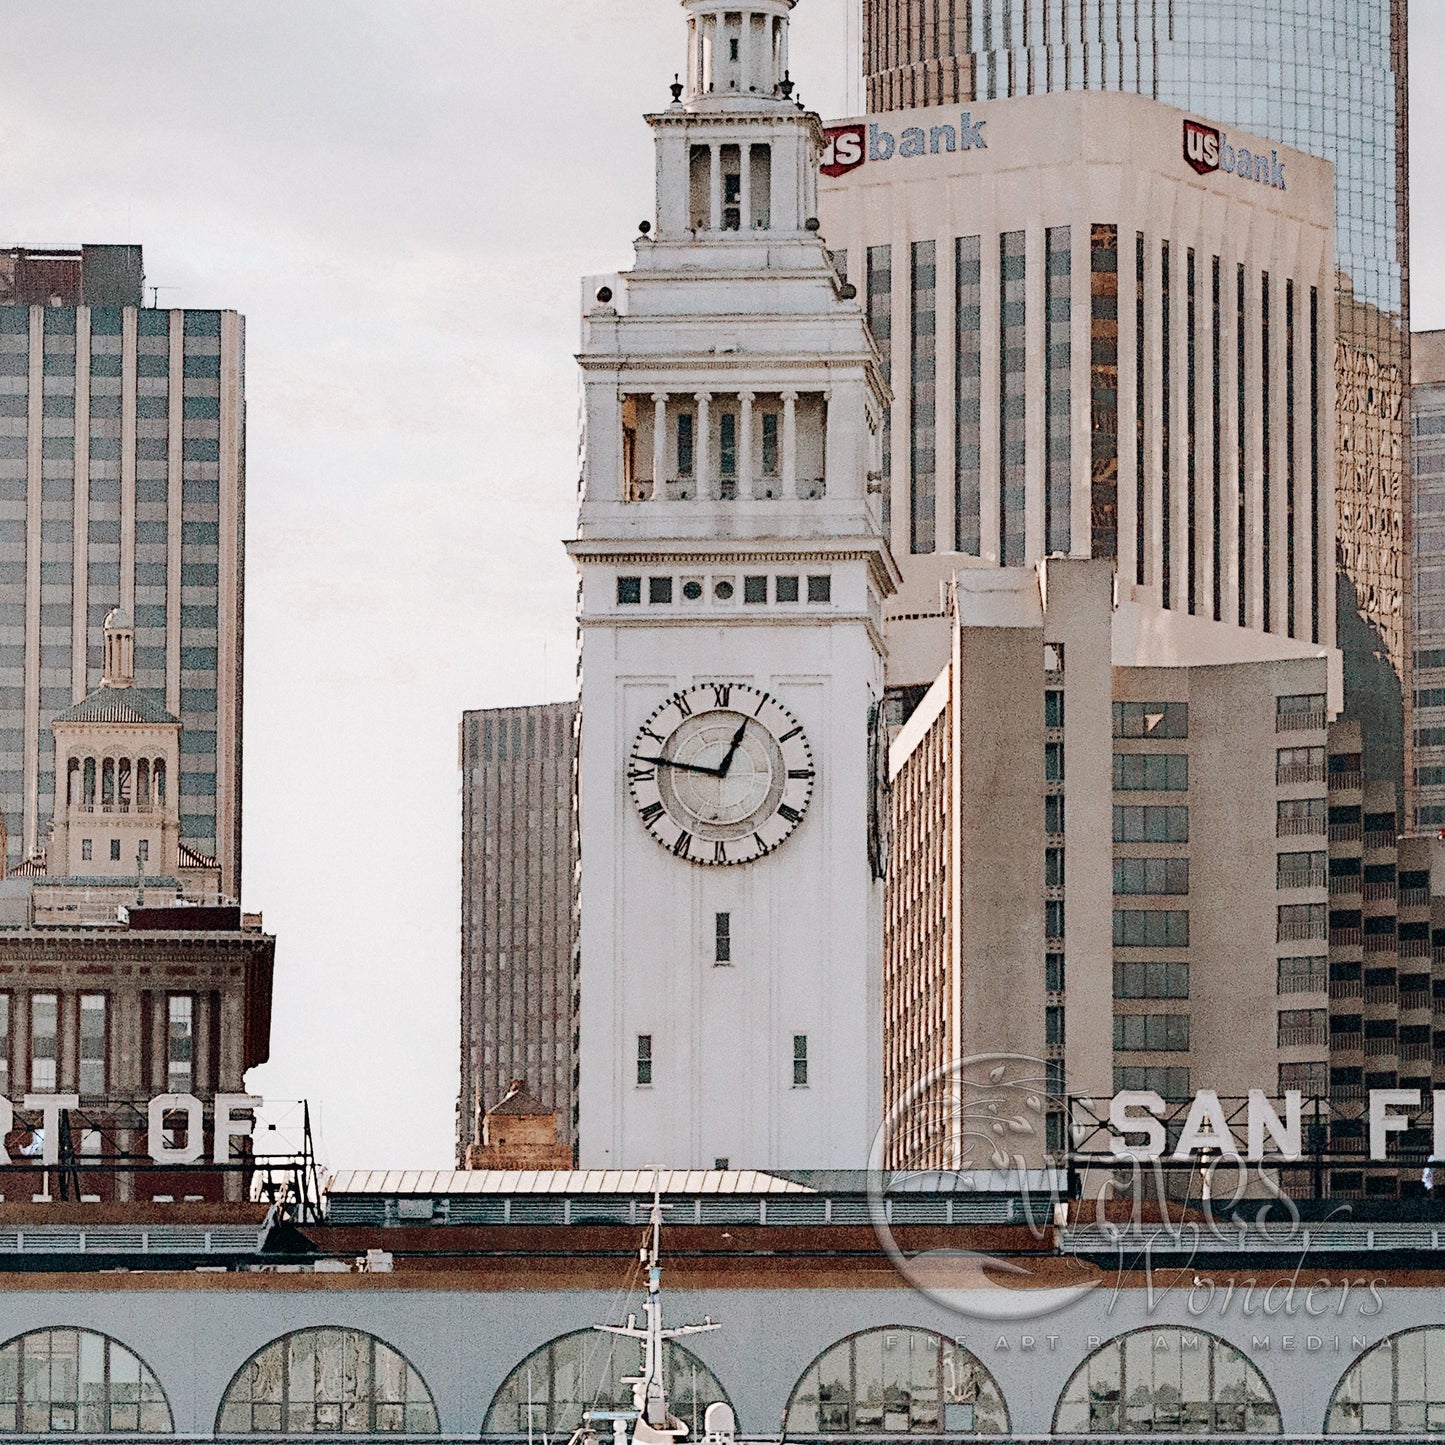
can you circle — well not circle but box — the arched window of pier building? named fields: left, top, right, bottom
left=1325, top=1326, right=1445, bottom=1433
left=782, top=1326, right=1008, bottom=1436
left=0, top=1327, right=173, bottom=1432
left=215, top=1327, right=438, bottom=1434
left=483, top=1328, right=732, bottom=1439
left=1053, top=1326, right=1281, bottom=1434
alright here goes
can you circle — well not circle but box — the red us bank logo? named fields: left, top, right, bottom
left=821, top=124, right=865, bottom=177
left=1184, top=119, right=1221, bottom=176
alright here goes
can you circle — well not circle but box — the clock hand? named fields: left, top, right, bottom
left=632, top=753, right=725, bottom=777
left=715, top=718, right=750, bottom=777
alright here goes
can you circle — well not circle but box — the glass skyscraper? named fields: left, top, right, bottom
left=0, top=245, right=243, bottom=895
left=861, top=0, right=1411, bottom=794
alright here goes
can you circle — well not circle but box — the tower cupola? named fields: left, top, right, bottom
left=102, top=607, right=135, bottom=688
left=680, top=0, right=794, bottom=104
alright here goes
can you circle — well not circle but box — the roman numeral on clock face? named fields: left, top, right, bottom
left=628, top=764, right=656, bottom=782
left=778, top=726, right=802, bottom=743
left=711, top=684, right=732, bottom=708
left=671, top=691, right=693, bottom=717
left=671, top=831, right=693, bottom=858
left=640, top=802, right=664, bottom=825
left=788, top=768, right=814, bottom=780
left=713, top=841, right=728, bottom=864
left=778, top=803, right=803, bottom=825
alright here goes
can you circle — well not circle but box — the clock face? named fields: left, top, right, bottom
left=628, top=682, right=815, bottom=866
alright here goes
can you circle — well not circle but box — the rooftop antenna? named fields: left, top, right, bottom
left=146, top=285, right=177, bottom=308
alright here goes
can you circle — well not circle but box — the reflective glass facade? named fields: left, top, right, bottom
left=862, top=0, right=1410, bottom=789
left=1410, top=333, right=1445, bottom=829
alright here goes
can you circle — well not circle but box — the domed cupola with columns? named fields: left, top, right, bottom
left=45, top=607, right=201, bottom=887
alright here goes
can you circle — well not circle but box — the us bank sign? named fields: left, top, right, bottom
left=822, top=115, right=989, bottom=177
left=1184, top=117, right=1288, bottom=191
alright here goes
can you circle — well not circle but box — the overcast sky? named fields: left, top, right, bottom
left=0, top=3, right=1439, bottom=1171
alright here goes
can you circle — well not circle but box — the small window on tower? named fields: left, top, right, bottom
left=793, top=1034, right=809, bottom=1087
left=1045, top=795, right=1066, bottom=835
left=636, top=1035, right=653, bottom=1087
left=617, top=576, right=642, bottom=605
left=729, top=37, right=740, bottom=61
left=715, top=912, right=732, bottom=964
left=775, top=575, right=800, bottom=602
left=719, top=412, right=738, bottom=489
left=743, top=576, right=768, bottom=604
left=677, top=412, right=695, bottom=477
left=81, top=839, right=92, bottom=862
left=807, top=575, right=832, bottom=603
left=138, top=839, right=149, bottom=863
left=761, top=413, right=779, bottom=475
left=1046, top=953, right=1066, bottom=993
left=649, top=576, right=674, bottom=604
left=109, top=839, right=121, bottom=861
left=723, top=169, right=742, bottom=231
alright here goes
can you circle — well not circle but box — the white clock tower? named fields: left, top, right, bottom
left=568, top=0, right=896, bottom=1169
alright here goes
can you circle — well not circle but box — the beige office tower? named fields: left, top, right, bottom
left=0, top=245, right=243, bottom=898
left=817, top=91, right=1339, bottom=691
left=884, top=557, right=1336, bottom=1168
left=859, top=0, right=1412, bottom=806
left=458, top=703, right=578, bottom=1162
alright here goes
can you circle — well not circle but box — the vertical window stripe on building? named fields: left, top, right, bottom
left=1261, top=271, right=1272, bottom=631
left=1089, top=223, right=1119, bottom=562
left=1135, top=233, right=1146, bottom=586
left=999, top=231, right=1026, bottom=565
left=955, top=235, right=982, bottom=555
left=910, top=240, right=936, bottom=554
left=1045, top=226, right=1071, bottom=555
left=1160, top=240, right=1172, bottom=608
left=866, top=246, right=893, bottom=539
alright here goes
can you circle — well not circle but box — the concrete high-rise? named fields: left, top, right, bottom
left=884, top=557, right=1335, bottom=1167
left=857, top=0, right=1411, bottom=800
left=0, top=245, right=244, bottom=896
left=458, top=702, right=578, bottom=1162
